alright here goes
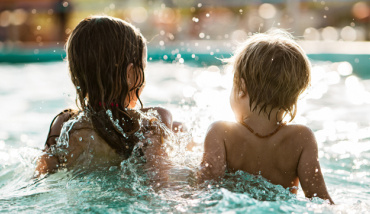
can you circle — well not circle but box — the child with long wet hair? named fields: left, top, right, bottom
left=197, top=29, right=334, bottom=204
left=36, top=16, right=173, bottom=177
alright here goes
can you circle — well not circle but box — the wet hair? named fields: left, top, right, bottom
left=66, top=15, right=146, bottom=158
left=231, top=29, right=311, bottom=121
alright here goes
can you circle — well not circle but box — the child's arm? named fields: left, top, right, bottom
left=197, top=121, right=227, bottom=183
left=141, top=108, right=174, bottom=184
left=141, top=107, right=187, bottom=133
left=35, top=129, right=89, bottom=176
left=297, top=126, right=334, bottom=204
left=35, top=153, right=59, bottom=176
left=35, top=111, right=72, bottom=176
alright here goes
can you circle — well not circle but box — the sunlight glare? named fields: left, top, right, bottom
left=130, top=7, right=148, bottom=23
left=183, top=86, right=197, bottom=98
left=195, top=70, right=222, bottom=88
left=337, top=62, right=353, bottom=76
left=340, top=26, right=357, bottom=41
left=258, top=4, right=276, bottom=19
left=345, top=76, right=370, bottom=105
left=303, top=27, right=320, bottom=40
left=322, top=26, right=338, bottom=41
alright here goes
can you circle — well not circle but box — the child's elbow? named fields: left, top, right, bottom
left=35, top=153, right=59, bottom=177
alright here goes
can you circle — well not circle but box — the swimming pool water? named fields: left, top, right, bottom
left=0, top=61, right=369, bottom=213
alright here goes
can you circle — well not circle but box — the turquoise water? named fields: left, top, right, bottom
left=0, top=61, right=370, bottom=213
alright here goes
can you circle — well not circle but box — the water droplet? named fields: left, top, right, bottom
left=199, top=33, right=205, bottom=39
left=206, top=13, right=210, bottom=17
left=192, top=17, right=199, bottom=22
left=36, top=25, right=41, bottom=30
left=109, top=166, right=118, bottom=171
left=168, top=33, right=174, bottom=40
left=79, top=137, right=82, bottom=141
left=159, top=40, right=164, bottom=46
left=198, top=3, right=202, bottom=7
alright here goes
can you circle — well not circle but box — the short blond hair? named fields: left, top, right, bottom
left=231, top=29, right=311, bottom=121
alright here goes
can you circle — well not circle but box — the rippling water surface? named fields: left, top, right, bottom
left=0, top=61, right=369, bottom=213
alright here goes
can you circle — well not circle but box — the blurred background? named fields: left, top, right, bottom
left=0, top=0, right=369, bottom=66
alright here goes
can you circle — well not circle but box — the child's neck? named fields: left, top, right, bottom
left=240, top=109, right=284, bottom=135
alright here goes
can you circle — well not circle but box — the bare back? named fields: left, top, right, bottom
left=224, top=122, right=304, bottom=191
left=36, top=107, right=174, bottom=180
left=198, top=121, right=333, bottom=204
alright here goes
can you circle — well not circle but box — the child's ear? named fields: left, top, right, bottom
left=239, top=78, right=248, bottom=98
left=126, top=63, right=134, bottom=89
left=238, top=90, right=245, bottom=98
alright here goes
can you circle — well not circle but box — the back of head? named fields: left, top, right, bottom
left=66, top=15, right=145, bottom=113
left=232, top=29, right=311, bottom=121
left=65, top=16, right=146, bottom=158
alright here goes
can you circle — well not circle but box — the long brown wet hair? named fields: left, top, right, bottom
left=66, top=16, right=146, bottom=159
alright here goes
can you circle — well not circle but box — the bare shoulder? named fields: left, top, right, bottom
left=284, top=124, right=317, bottom=147
left=206, top=120, right=235, bottom=134
left=142, top=107, right=173, bottom=129
left=204, top=121, right=237, bottom=144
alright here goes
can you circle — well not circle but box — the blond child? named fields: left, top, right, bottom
left=198, top=30, right=334, bottom=204
left=36, top=16, right=174, bottom=180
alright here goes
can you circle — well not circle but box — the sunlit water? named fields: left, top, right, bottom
left=0, top=60, right=369, bottom=213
